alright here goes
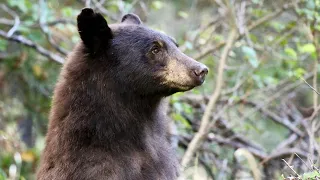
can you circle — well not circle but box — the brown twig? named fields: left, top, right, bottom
left=194, top=2, right=296, bottom=60
left=238, top=73, right=313, bottom=123
left=274, top=134, right=299, bottom=152
left=244, top=101, right=304, bottom=136
left=300, top=77, right=320, bottom=96
left=282, top=159, right=301, bottom=178
left=181, top=28, right=238, bottom=168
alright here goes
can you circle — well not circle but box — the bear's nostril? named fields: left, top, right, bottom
left=201, top=68, right=208, bottom=76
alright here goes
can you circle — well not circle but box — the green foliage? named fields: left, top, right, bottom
left=0, top=40, right=7, bottom=51
left=151, top=1, right=164, bottom=10
left=1, top=0, right=320, bottom=179
left=302, top=171, right=320, bottom=180
left=8, top=0, right=32, bottom=13
left=299, top=43, right=316, bottom=54
left=285, top=47, right=298, bottom=60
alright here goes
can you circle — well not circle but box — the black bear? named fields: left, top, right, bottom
left=37, top=8, right=208, bottom=180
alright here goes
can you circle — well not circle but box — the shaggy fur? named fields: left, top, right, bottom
left=37, top=8, right=208, bottom=180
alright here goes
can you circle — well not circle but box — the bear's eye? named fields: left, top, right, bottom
left=151, top=45, right=161, bottom=54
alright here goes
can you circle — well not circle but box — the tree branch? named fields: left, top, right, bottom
left=91, top=0, right=118, bottom=21
left=244, top=101, right=304, bottom=137
left=0, top=30, right=64, bottom=64
left=238, top=72, right=313, bottom=123
left=39, top=0, right=68, bottom=56
left=0, top=4, right=20, bottom=37
left=181, top=28, right=238, bottom=168
left=194, top=2, right=295, bottom=60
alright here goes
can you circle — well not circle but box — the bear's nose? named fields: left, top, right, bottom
left=193, top=65, right=208, bottom=78
left=192, top=64, right=208, bottom=85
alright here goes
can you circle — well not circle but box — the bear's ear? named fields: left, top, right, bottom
left=77, top=8, right=112, bottom=52
left=121, top=13, right=142, bottom=25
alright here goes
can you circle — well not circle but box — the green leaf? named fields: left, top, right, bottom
left=294, top=68, right=306, bottom=78
left=171, top=113, right=191, bottom=128
left=178, top=11, right=189, bottom=19
left=0, top=169, right=7, bottom=180
left=284, top=59, right=298, bottom=69
left=306, top=0, right=316, bottom=9
left=302, top=171, right=320, bottom=180
left=299, top=43, right=316, bottom=54
left=242, top=46, right=259, bottom=68
left=152, top=1, right=164, bottom=10
left=284, top=47, right=297, bottom=59
left=0, top=40, right=8, bottom=51
left=8, top=0, right=28, bottom=13
left=62, top=7, right=73, bottom=17
left=183, top=103, right=193, bottom=114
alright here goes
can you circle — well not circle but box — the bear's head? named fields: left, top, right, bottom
left=77, top=8, right=208, bottom=96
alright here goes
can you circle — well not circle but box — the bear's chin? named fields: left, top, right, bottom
left=161, top=84, right=196, bottom=96
left=170, top=82, right=198, bottom=91
left=174, top=85, right=195, bottom=92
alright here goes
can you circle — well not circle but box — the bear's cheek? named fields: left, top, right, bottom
left=158, top=59, right=194, bottom=90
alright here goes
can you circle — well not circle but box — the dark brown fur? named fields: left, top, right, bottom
left=37, top=45, right=178, bottom=180
left=37, top=8, right=207, bottom=180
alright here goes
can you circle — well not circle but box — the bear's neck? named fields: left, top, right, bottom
left=50, top=76, right=166, bottom=153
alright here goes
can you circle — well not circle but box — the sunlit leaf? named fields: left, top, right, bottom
left=0, top=169, right=7, bottom=180
left=299, top=43, right=316, bottom=54
left=21, top=151, right=36, bottom=163
left=62, top=7, right=74, bottom=17
left=171, top=113, right=191, bottom=128
left=284, top=47, right=297, bottom=59
left=178, top=11, right=189, bottom=19
left=152, top=1, right=164, bottom=10
left=302, top=171, right=320, bottom=180
left=294, top=68, right=306, bottom=78
left=32, top=65, right=43, bottom=78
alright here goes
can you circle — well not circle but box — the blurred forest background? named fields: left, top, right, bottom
left=0, top=0, right=320, bottom=179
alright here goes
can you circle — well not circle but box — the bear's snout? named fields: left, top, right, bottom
left=162, top=53, right=208, bottom=91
